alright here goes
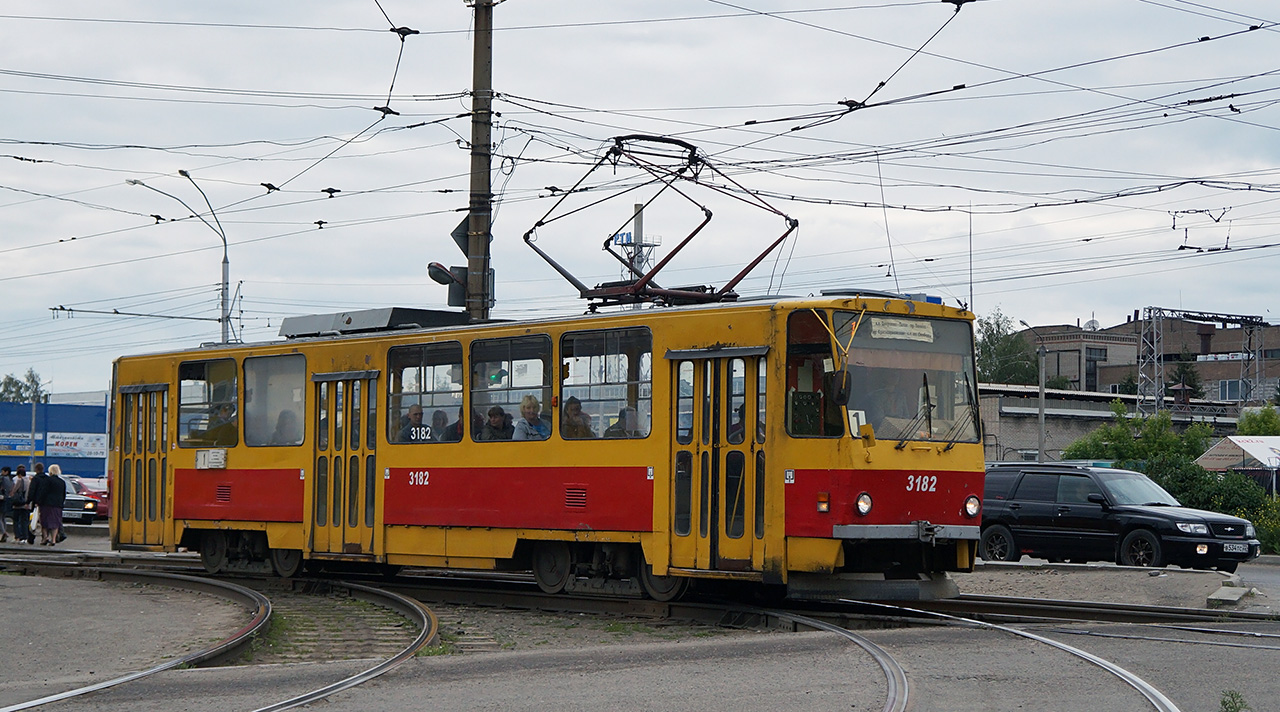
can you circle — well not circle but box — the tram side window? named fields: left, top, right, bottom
left=178, top=359, right=239, bottom=448
left=472, top=335, right=552, bottom=441
left=388, top=342, right=463, bottom=444
left=676, top=361, right=694, bottom=445
left=785, top=310, right=844, bottom=438
left=560, top=327, right=652, bottom=440
left=244, top=354, right=306, bottom=447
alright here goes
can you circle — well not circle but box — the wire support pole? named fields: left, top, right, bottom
left=1020, top=320, right=1047, bottom=463
left=466, top=0, right=495, bottom=321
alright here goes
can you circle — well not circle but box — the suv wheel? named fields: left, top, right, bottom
left=1120, top=529, right=1163, bottom=567
left=980, top=525, right=1020, bottom=562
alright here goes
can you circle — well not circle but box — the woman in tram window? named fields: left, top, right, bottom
left=513, top=395, right=550, bottom=441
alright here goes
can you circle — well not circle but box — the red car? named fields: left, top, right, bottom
left=66, top=476, right=110, bottom=521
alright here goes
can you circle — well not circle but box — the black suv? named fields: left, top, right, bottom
left=980, top=463, right=1260, bottom=573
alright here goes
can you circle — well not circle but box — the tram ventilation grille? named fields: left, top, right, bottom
left=215, top=483, right=232, bottom=502
left=564, top=487, right=587, bottom=509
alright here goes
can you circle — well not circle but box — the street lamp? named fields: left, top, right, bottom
left=126, top=172, right=231, bottom=343
left=1020, top=320, right=1047, bottom=463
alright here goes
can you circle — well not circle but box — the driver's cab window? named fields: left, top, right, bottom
left=785, top=310, right=844, bottom=438
left=178, top=359, right=239, bottom=447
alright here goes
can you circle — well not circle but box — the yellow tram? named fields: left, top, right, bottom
left=111, top=292, right=983, bottom=600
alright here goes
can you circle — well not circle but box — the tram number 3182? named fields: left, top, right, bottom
left=906, top=475, right=937, bottom=492
left=409, top=470, right=430, bottom=486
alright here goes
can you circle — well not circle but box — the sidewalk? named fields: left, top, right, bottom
left=0, top=520, right=111, bottom=551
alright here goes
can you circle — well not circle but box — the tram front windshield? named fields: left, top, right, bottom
left=833, top=312, right=979, bottom=444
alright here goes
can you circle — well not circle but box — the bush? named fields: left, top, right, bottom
left=1252, top=501, right=1280, bottom=555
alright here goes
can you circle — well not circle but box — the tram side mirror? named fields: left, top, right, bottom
left=826, top=370, right=851, bottom=407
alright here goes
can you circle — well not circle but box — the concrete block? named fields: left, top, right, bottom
left=1208, top=585, right=1249, bottom=607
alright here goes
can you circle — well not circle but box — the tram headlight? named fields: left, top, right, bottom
left=855, top=492, right=873, bottom=516
left=817, top=492, right=830, bottom=513
left=963, top=495, right=981, bottom=518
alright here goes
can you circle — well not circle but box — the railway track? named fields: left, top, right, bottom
left=6, top=550, right=1271, bottom=711
left=0, top=561, right=437, bottom=711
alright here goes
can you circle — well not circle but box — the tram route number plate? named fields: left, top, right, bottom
left=1222, top=542, right=1249, bottom=553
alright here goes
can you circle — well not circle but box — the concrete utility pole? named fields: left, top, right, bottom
left=1021, top=321, right=1047, bottom=463
left=466, top=0, right=495, bottom=321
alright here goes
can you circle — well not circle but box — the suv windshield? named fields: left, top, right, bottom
left=1097, top=471, right=1180, bottom=506
left=834, top=312, right=979, bottom=444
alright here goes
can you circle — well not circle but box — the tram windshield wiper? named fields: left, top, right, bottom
left=894, top=372, right=934, bottom=450
left=942, top=373, right=978, bottom=452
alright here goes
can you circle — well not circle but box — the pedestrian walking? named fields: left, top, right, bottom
left=40, top=464, right=66, bottom=546
left=0, top=466, right=12, bottom=542
left=9, top=466, right=31, bottom=544
left=27, top=463, right=51, bottom=545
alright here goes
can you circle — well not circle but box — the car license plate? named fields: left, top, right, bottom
left=1223, top=542, right=1249, bottom=553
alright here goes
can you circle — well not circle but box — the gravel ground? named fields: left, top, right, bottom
left=430, top=603, right=758, bottom=655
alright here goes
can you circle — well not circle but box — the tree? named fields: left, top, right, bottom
left=975, top=307, right=1036, bottom=385
left=0, top=368, right=46, bottom=403
left=1117, top=372, right=1138, bottom=395
left=1046, top=375, right=1074, bottom=390
left=1165, top=347, right=1205, bottom=399
left=1061, top=400, right=1214, bottom=465
left=1238, top=405, right=1280, bottom=436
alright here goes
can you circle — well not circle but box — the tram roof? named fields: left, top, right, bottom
left=115, top=290, right=971, bottom=362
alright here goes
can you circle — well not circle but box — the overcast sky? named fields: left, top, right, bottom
left=2, top=1, right=1277, bottom=393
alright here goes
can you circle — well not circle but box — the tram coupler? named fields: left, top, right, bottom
left=915, top=520, right=939, bottom=544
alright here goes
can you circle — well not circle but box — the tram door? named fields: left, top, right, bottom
left=311, top=372, right=378, bottom=556
left=117, top=385, right=169, bottom=547
left=671, top=352, right=765, bottom=572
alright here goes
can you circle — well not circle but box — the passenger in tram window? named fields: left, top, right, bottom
left=430, top=410, right=449, bottom=441
left=480, top=405, right=514, bottom=440
left=270, top=409, right=303, bottom=446
left=397, top=404, right=432, bottom=443
left=603, top=406, right=640, bottom=438
left=513, top=395, right=551, bottom=440
left=560, top=396, right=596, bottom=439
left=441, top=405, right=468, bottom=442
left=205, top=403, right=239, bottom=447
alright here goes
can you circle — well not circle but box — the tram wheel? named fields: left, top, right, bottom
left=532, top=542, right=572, bottom=594
left=200, top=531, right=228, bottom=574
left=269, top=548, right=304, bottom=578
left=639, top=563, right=689, bottom=602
